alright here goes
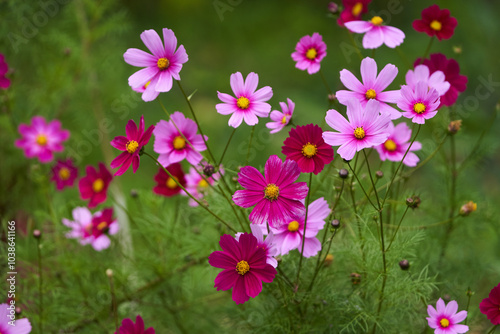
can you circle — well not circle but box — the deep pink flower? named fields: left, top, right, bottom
left=413, top=5, right=457, bottom=41
left=266, top=98, right=294, bottom=134
left=337, top=0, right=372, bottom=27
left=345, top=16, right=405, bottom=49
left=375, top=122, right=422, bottom=167
left=480, top=282, right=500, bottom=324
left=398, top=82, right=440, bottom=124
left=426, top=298, right=468, bottom=334
left=153, top=163, right=186, bottom=197
left=208, top=233, right=277, bottom=304
left=0, top=303, right=31, bottom=334
left=79, top=163, right=113, bottom=208
left=232, top=155, right=308, bottom=228
left=51, top=159, right=78, bottom=190
left=336, top=57, right=401, bottom=119
left=281, top=124, right=334, bottom=175
left=216, top=72, right=273, bottom=128
left=236, top=224, right=278, bottom=268
left=115, top=315, right=155, bottom=334
left=182, top=166, right=216, bottom=207
left=405, top=64, right=450, bottom=97
left=415, top=53, right=467, bottom=107
left=0, top=54, right=11, bottom=89
left=323, top=99, right=391, bottom=161
left=124, top=28, right=188, bottom=102
left=291, top=33, right=327, bottom=75
left=15, top=116, right=70, bottom=163
left=111, top=115, right=154, bottom=176
left=153, top=111, right=207, bottom=167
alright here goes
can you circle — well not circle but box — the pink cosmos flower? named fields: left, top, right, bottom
left=405, top=64, right=450, bottom=97
left=281, top=124, right=334, bottom=175
left=480, top=282, right=500, bottom=325
left=216, top=72, right=273, bottom=128
left=79, top=162, right=113, bottom=208
left=233, top=155, right=308, bottom=228
left=375, top=122, right=422, bottom=167
left=153, top=163, right=186, bottom=197
left=15, top=116, right=70, bottom=163
left=111, top=115, right=155, bottom=176
left=0, top=303, right=31, bottom=334
left=0, top=54, right=11, bottom=89
left=153, top=111, right=207, bottom=167
left=208, top=233, right=277, bottom=304
left=337, top=0, right=372, bottom=27
left=182, top=166, right=216, bottom=207
left=236, top=224, right=278, bottom=268
left=266, top=98, right=295, bottom=134
left=115, top=315, right=155, bottom=334
left=291, top=33, right=327, bottom=75
left=426, top=298, right=468, bottom=334
left=336, top=57, right=401, bottom=119
left=413, top=5, right=457, bottom=41
left=50, top=159, right=78, bottom=190
left=398, top=82, right=440, bottom=124
left=270, top=197, right=329, bottom=258
left=323, top=99, right=391, bottom=161
left=345, top=16, right=405, bottom=49
left=124, top=28, right=188, bottom=102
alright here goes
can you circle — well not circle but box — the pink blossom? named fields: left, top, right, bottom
left=0, top=54, right=11, bottom=89
left=78, top=163, right=113, bottom=209
left=50, top=159, right=78, bottom=190
left=345, top=16, right=405, bottom=49
left=115, top=315, right=155, bottom=334
left=291, top=33, right=327, bottom=74
left=374, top=122, right=422, bottom=167
left=236, top=224, right=278, bottom=268
left=426, top=298, right=468, bottom=334
left=182, top=166, right=216, bottom=207
left=398, top=82, right=440, bottom=124
left=0, top=303, right=31, bottom=334
left=266, top=98, right=295, bottom=134
left=405, top=65, right=450, bottom=97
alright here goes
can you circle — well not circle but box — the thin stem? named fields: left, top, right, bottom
left=363, top=150, right=381, bottom=209
left=346, top=30, right=363, bottom=61
left=37, top=236, right=43, bottom=334
left=386, top=205, right=410, bottom=252
left=419, top=37, right=435, bottom=64
left=245, top=126, right=255, bottom=166
left=218, top=127, right=237, bottom=166
left=464, top=288, right=472, bottom=326
left=319, top=69, right=334, bottom=96
left=347, top=160, right=378, bottom=210
left=488, top=325, right=499, bottom=334
left=107, top=272, right=118, bottom=331
left=295, top=173, right=313, bottom=288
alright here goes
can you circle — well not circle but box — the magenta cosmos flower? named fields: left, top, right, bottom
left=291, top=33, right=327, bottom=75
left=405, top=64, right=450, bottom=97
left=413, top=5, right=457, bottom=41
left=345, top=16, right=405, bottom=49
left=15, top=116, right=70, bottom=163
left=236, top=224, right=278, bottom=268
left=0, top=54, right=10, bottom=89
left=153, top=111, right=207, bottom=167
left=337, top=0, right=372, bottom=27
left=266, top=98, right=295, bottom=134
left=281, top=124, right=334, bottom=175
left=115, top=315, right=155, bottom=334
left=426, top=298, right=468, bottom=334
left=182, top=166, right=217, bottom=207
left=0, top=303, right=31, bottom=334
left=480, top=282, right=500, bottom=324
left=51, top=159, right=78, bottom=190
left=216, top=72, right=273, bottom=128
left=375, top=122, right=422, bottom=167
left=398, top=82, right=440, bottom=124
left=208, top=233, right=277, bottom=304
left=270, top=197, right=329, bottom=258
left=336, top=57, right=401, bottom=119
left=153, top=163, right=186, bottom=197
left=323, top=99, right=391, bottom=161
left=233, top=155, right=308, bottom=228
left=111, top=115, right=155, bottom=176
left=79, top=162, right=113, bottom=208
left=124, top=28, right=188, bottom=102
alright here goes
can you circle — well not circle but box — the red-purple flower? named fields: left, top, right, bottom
left=374, top=122, right=422, bottom=167
left=282, top=124, right=334, bottom=175
left=208, top=233, right=277, bottom=304
left=0, top=54, right=11, bottom=89
left=79, top=163, right=113, bottom=208
left=398, top=82, right=440, bottom=124
left=480, top=282, right=500, bottom=325
left=413, top=5, right=457, bottom=41
left=232, top=155, right=308, bottom=228
left=291, top=33, right=327, bottom=75
left=51, top=159, right=78, bottom=190
left=153, top=163, right=186, bottom=197
left=337, top=0, right=372, bottom=27
left=111, top=115, right=155, bottom=176
left=115, top=315, right=155, bottom=334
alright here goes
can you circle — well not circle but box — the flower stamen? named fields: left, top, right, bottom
left=36, top=134, right=48, bottom=146
left=264, top=183, right=279, bottom=200
left=354, top=127, right=365, bottom=139
left=92, top=178, right=105, bottom=193
left=413, top=102, right=426, bottom=114
left=371, top=16, right=383, bottom=26
left=301, top=143, right=318, bottom=158
left=288, top=220, right=300, bottom=232
left=236, top=260, right=250, bottom=275
left=281, top=116, right=287, bottom=124
left=365, top=89, right=377, bottom=99
left=59, top=167, right=71, bottom=180
left=306, top=48, right=318, bottom=60
left=236, top=96, right=250, bottom=110
left=173, top=136, right=186, bottom=150
left=126, top=140, right=139, bottom=154
left=430, top=20, right=442, bottom=31
left=384, top=139, right=397, bottom=152
left=439, top=318, right=450, bottom=328
left=157, top=57, right=170, bottom=70
left=166, top=176, right=179, bottom=189
left=352, top=2, right=363, bottom=16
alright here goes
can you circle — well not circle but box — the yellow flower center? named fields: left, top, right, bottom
left=439, top=318, right=450, bottom=328
left=281, top=116, right=288, bottom=124
left=59, top=167, right=71, bottom=180
left=236, top=96, right=250, bottom=110
left=92, top=178, right=105, bottom=193
left=302, top=143, right=318, bottom=158
left=371, top=16, right=383, bottom=26
left=236, top=260, right=250, bottom=275
left=126, top=140, right=139, bottom=154
left=264, top=183, right=279, bottom=201
left=288, top=220, right=300, bottom=232
left=36, top=134, right=48, bottom=146
left=306, top=48, right=318, bottom=60
left=97, top=222, right=108, bottom=231
left=384, top=139, right=397, bottom=152
left=173, top=136, right=186, bottom=150
left=166, top=176, right=179, bottom=189
left=354, top=127, right=365, bottom=140
left=430, top=20, right=442, bottom=31
left=144, top=81, right=151, bottom=89
left=198, top=178, right=209, bottom=188
left=157, top=57, right=170, bottom=70
left=352, top=2, right=363, bottom=16
left=413, top=102, right=426, bottom=114
left=365, top=89, right=377, bottom=99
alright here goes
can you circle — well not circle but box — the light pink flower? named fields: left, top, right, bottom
left=182, top=166, right=216, bottom=207
left=375, top=122, right=422, bottom=167
left=405, top=65, right=450, bottom=97
left=291, top=33, right=327, bottom=74
left=216, top=72, right=273, bottom=128
left=0, top=303, right=31, bottom=334
left=426, top=298, right=469, bottom=334
left=398, top=82, right=440, bottom=124
left=236, top=224, right=278, bottom=268
left=345, top=16, right=405, bottom=49
left=266, top=98, right=295, bottom=134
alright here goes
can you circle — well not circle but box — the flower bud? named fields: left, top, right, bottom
left=106, top=269, right=113, bottom=277
left=324, top=254, right=334, bottom=266
left=452, top=45, right=462, bottom=54
left=130, top=189, right=139, bottom=198
left=339, top=168, right=349, bottom=179
left=328, top=93, right=337, bottom=102
left=375, top=171, right=383, bottom=179
left=406, top=196, right=421, bottom=209
left=327, top=2, right=339, bottom=14
left=466, top=288, right=474, bottom=297
left=33, top=229, right=42, bottom=239
left=330, top=219, right=340, bottom=229
left=459, top=201, right=477, bottom=216
left=448, top=120, right=462, bottom=135
left=350, top=272, right=361, bottom=285
left=203, top=164, right=215, bottom=177
left=399, top=259, right=410, bottom=270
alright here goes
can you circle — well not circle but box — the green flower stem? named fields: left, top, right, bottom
left=245, top=126, right=255, bottom=166
left=488, top=325, right=499, bottom=334
left=346, top=30, right=363, bottom=61
left=295, top=173, right=313, bottom=289
left=218, top=127, right=237, bottom=166
left=419, top=37, right=435, bottom=64
left=36, top=236, right=43, bottom=334
left=385, top=205, right=410, bottom=252
left=363, top=150, right=381, bottom=209
left=347, top=160, right=378, bottom=211
left=107, top=272, right=118, bottom=332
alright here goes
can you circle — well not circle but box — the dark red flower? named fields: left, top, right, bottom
left=337, top=0, right=372, bottom=27
left=480, top=283, right=500, bottom=325
left=78, top=163, right=113, bottom=208
left=282, top=124, right=334, bottom=175
left=0, top=54, right=10, bottom=89
left=153, top=163, right=186, bottom=197
left=115, top=315, right=155, bottom=334
left=51, top=159, right=78, bottom=190
left=413, top=5, right=457, bottom=41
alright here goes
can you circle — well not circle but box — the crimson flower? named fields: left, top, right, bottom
left=115, top=315, right=155, bottom=334
left=337, top=0, right=372, bottom=27
left=79, top=163, right=113, bottom=208
left=480, top=282, right=500, bottom=325
left=51, top=159, right=78, bottom=190
left=153, top=163, right=186, bottom=197
left=413, top=5, right=457, bottom=41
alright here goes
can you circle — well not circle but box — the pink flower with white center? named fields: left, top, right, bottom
left=15, top=116, right=70, bottom=163
left=236, top=224, right=278, bottom=268
left=323, top=99, right=391, bottom=161
left=291, top=33, right=327, bottom=75
left=426, top=298, right=469, bottom=334
left=216, top=72, right=273, bottom=128
left=124, top=28, right=188, bottom=102
left=398, top=82, right=440, bottom=124
left=336, top=57, right=401, bottom=119
left=345, top=16, right=405, bottom=49
left=0, top=303, right=31, bottom=334
left=153, top=111, right=207, bottom=167
left=182, top=166, right=216, bottom=207
left=270, top=197, right=329, bottom=258
left=375, top=122, right=422, bottom=167
left=266, top=98, right=295, bottom=134
left=405, top=65, right=450, bottom=97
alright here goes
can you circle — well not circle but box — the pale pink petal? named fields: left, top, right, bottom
left=140, top=29, right=165, bottom=58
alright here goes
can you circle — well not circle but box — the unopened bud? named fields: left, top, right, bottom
left=327, top=2, right=339, bottom=14
left=350, top=272, right=361, bottom=285
left=459, top=201, right=477, bottom=216
left=328, top=93, right=337, bottom=102
left=466, top=288, right=474, bottom=297
left=324, top=254, right=334, bottom=266
left=375, top=171, right=383, bottom=179
left=15, top=307, right=22, bottom=315
left=339, top=168, right=349, bottom=179
left=406, top=196, right=421, bottom=209
left=399, top=259, right=410, bottom=270
left=452, top=45, right=462, bottom=54
left=331, top=219, right=340, bottom=229
left=130, top=189, right=139, bottom=198
left=203, top=164, right=215, bottom=177
left=33, top=229, right=42, bottom=239
left=448, top=120, right=462, bottom=134
left=106, top=269, right=113, bottom=277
